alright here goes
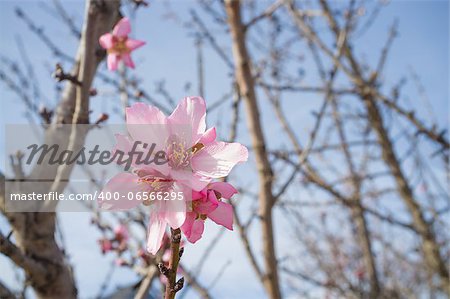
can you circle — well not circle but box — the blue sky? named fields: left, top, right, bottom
left=0, top=0, right=448, bottom=298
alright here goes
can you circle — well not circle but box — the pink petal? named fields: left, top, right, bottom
left=113, top=133, right=133, bottom=154
left=181, top=213, right=204, bottom=244
left=208, top=202, right=233, bottom=230
left=126, top=102, right=167, bottom=125
left=147, top=213, right=167, bottom=255
left=122, top=53, right=135, bottom=69
left=192, top=189, right=207, bottom=200
left=99, top=33, right=114, bottom=49
left=112, top=134, right=169, bottom=173
left=125, top=103, right=168, bottom=149
left=189, top=173, right=212, bottom=191
left=98, top=173, right=143, bottom=210
left=157, top=196, right=186, bottom=229
left=126, top=39, right=146, bottom=50
left=198, top=127, right=216, bottom=145
left=137, top=163, right=171, bottom=179
left=181, top=211, right=196, bottom=238
left=192, top=142, right=248, bottom=178
left=113, top=17, right=131, bottom=38
left=209, top=182, right=238, bottom=199
left=107, top=54, right=119, bottom=71
left=168, top=168, right=210, bottom=192
left=168, top=97, right=206, bottom=144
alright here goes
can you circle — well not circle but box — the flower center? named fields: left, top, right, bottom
left=138, top=177, right=172, bottom=191
left=166, top=136, right=190, bottom=169
left=108, top=37, right=130, bottom=55
left=164, top=134, right=205, bottom=170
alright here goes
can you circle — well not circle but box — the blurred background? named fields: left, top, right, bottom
left=0, top=0, right=448, bottom=298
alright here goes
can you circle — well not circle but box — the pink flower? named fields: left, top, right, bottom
left=99, top=169, right=188, bottom=255
left=99, top=97, right=248, bottom=254
left=99, top=17, right=145, bottom=71
left=181, top=182, right=237, bottom=243
left=115, top=97, right=248, bottom=191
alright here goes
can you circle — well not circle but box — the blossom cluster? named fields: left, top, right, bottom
left=98, top=17, right=248, bottom=255
left=99, top=97, right=247, bottom=254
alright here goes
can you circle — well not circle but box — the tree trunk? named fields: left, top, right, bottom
left=1, top=1, right=121, bottom=297
left=224, top=1, right=282, bottom=298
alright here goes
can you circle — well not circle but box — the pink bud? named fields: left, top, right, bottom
left=114, top=224, right=129, bottom=242
left=98, top=238, right=113, bottom=254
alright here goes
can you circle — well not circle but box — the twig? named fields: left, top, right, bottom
left=190, top=9, right=234, bottom=70
left=134, top=265, right=158, bottom=299
left=161, top=228, right=184, bottom=299
left=245, top=0, right=283, bottom=30
left=53, top=63, right=82, bottom=86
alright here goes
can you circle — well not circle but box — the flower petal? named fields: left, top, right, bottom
left=194, top=191, right=218, bottom=215
left=99, top=33, right=114, bottom=49
left=147, top=213, right=166, bottom=255
left=107, top=54, right=119, bottom=71
left=98, top=173, right=143, bottom=210
left=192, top=142, right=248, bottom=178
left=113, top=133, right=133, bottom=154
left=189, top=173, right=211, bottom=191
left=113, top=17, right=131, bottom=37
left=198, top=127, right=216, bottom=145
left=192, top=189, right=207, bottom=200
left=126, top=38, right=146, bottom=50
left=168, top=97, right=206, bottom=144
left=126, top=102, right=167, bottom=125
left=158, top=196, right=186, bottom=229
left=188, top=219, right=204, bottom=243
left=209, top=182, right=238, bottom=199
left=169, top=168, right=210, bottom=192
left=122, top=53, right=135, bottom=69
left=125, top=103, right=168, bottom=149
left=208, top=202, right=233, bottom=230
left=181, top=213, right=204, bottom=244
left=181, top=211, right=196, bottom=238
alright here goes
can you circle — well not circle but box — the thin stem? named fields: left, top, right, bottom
left=164, top=228, right=184, bottom=299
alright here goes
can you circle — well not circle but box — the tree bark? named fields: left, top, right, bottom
left=316, top=0, right=449, bottom=293
left=224, top=1, right=282, bottom=298
left=1, top=1, right=120, bottom=298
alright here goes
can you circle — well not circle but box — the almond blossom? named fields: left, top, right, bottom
left=181, top=182, right=237, bottom=243
left=99, top=97, right=248, bottom=255
left=99, top=17, right=145, bottom=71
left=115, top=97, right=248, bottom=191
left=99, top=168, right=187, bottom=254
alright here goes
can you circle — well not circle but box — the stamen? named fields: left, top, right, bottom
left=166, top=134, right=191, bottom=169
left=108, top=38, right=130, bottom=55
